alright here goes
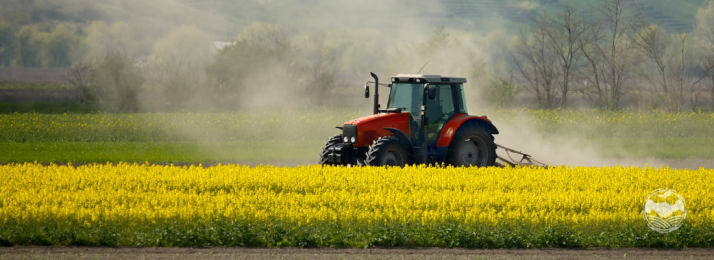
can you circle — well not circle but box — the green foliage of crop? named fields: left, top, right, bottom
left=1, top=219, right=713, bottom=248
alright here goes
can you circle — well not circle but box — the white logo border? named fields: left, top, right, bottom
left=642, top=188, right=687, bottom=233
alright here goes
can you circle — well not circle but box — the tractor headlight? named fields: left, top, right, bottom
left=350, top=136, right=356, bottom=143
left=415, top=78, right=421, bottom=83
left=344, top=136, right=349, bottom=143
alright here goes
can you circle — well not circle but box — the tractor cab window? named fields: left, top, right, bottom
left=387, top=83, right=423, bottom=140
left=456, top=84, right=468, bottom=114
left=387, top=83, right=423, bottom=119
left=425, top=84, right=457, bottom=142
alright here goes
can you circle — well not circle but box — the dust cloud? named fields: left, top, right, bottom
left=489, top=114, right=646, bottom=168
left=64, top=0, right=680, bottom=167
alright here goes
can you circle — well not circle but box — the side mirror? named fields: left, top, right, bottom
left=426, top=84, right=436, bottom=100
left=364, top=84, right=370, bottom=98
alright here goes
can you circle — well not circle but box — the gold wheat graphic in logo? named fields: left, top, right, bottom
left=642, top=188, right=686, bottom=233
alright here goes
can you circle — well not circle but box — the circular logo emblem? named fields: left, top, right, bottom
left=642, top=188, right=686, bottom=233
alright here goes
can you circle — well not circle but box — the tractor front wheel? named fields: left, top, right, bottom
left=447, top=123, right=496, bottom=167
left=365, top=136, right=410, bottom=167
left=318, top=134, right=342, bottom=165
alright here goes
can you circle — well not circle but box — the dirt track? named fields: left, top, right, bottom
left=1, top=247, right=714, bottom=260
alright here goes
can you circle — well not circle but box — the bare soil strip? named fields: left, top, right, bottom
left=1, top=247, right=714, bottom=260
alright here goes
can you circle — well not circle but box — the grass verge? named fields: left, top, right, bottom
left=0, top=138, right=712, bottom=163
left=0, top=141, right=320, bottom=163
left=593, top=137, right=714, bottom=159
left=0, top=101, right=102, bottom=114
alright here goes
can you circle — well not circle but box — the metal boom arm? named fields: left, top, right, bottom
left=495, top=144, right=548, bottom=168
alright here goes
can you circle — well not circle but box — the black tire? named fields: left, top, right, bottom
left=365, top=136, right=411, bottom=167
left=318, top=134, right=342, bottom=165
left=447, top=122, right=496, bottom=167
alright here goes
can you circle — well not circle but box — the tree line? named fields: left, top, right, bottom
left=511, top=0, right=714, bottom=112
left=8, top=0, right=714, bottom=112
left=62, top=23, right=343, bottom=112
left=0, top=23, right=84, bottom=68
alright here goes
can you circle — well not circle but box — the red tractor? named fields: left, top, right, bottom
left=319, top=72, right=504, bottom=167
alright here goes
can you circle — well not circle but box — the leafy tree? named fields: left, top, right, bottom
left=205, top=23, right=341, bottom=109
left=13, top=24, right=45, bottom=67
left=144, top=25, right=211, bottom=109
left=486, top=71, right=520, bottom=108
left=45, top=25, right=84, bottom=67
left=2, top=23, right=84, bottom=67
left=152, top=25, right=211, bottom=66
left=90, top=51, right=145, bottom=112
left=0, top=21, right=20, bottom=67
left=84, top=21, right=144, bottom=59
left=205, top=23, right=294, bottom=96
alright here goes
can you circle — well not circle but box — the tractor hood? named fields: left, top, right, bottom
left=344, top=112, right=410, bottom=125
left=343, top=112, right=411, bottom=147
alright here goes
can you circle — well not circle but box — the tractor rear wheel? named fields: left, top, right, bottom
left=365, top=136, right=410, bottom=167
left=447, top=123, right=496, bottom=167
left=318, top=134, right=342, bottom=165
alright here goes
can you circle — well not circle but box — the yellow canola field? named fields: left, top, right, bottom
left=2, top=163, right=713, bottom=227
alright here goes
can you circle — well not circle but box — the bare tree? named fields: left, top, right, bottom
left=145, top=56, right=202, bottom=109
left=580, top=0, right=643, bottom=111
left=545, top=4, right=590, bottom=109
left=670, top=33, right=705, bottom=111
left=90, top=52, right=145, bottom=112
left=301, top=33, right=341, bottom=106
left=65, top=62, right=94, bottom=104
left=634, top=25, right=671, bottom=109
left=702, top=31, right=714, bottom=111
left=694, top=2, right=714, bottom=111
left=512, top=11, right=561, bottom=109
left=512, top=5, right=589, bottom=109
left=635, top=26, right=708, bottom=112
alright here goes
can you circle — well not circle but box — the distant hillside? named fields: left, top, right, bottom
left=0, top=0, right=237, bottom=35
left=0, top=0, right=707, bottom=36
left=177, top=0, right=709, bottom=33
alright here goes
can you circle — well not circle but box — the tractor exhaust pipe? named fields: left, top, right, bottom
left=370, top=72, right=379, bottom=115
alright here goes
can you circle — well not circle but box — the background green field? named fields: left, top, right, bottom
left=2, top=109, right=712, bottom=164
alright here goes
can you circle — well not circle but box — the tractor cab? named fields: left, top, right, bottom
left=319, top=72, right=499, bottom=167
left=386, top=74, right=469, bottom=144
